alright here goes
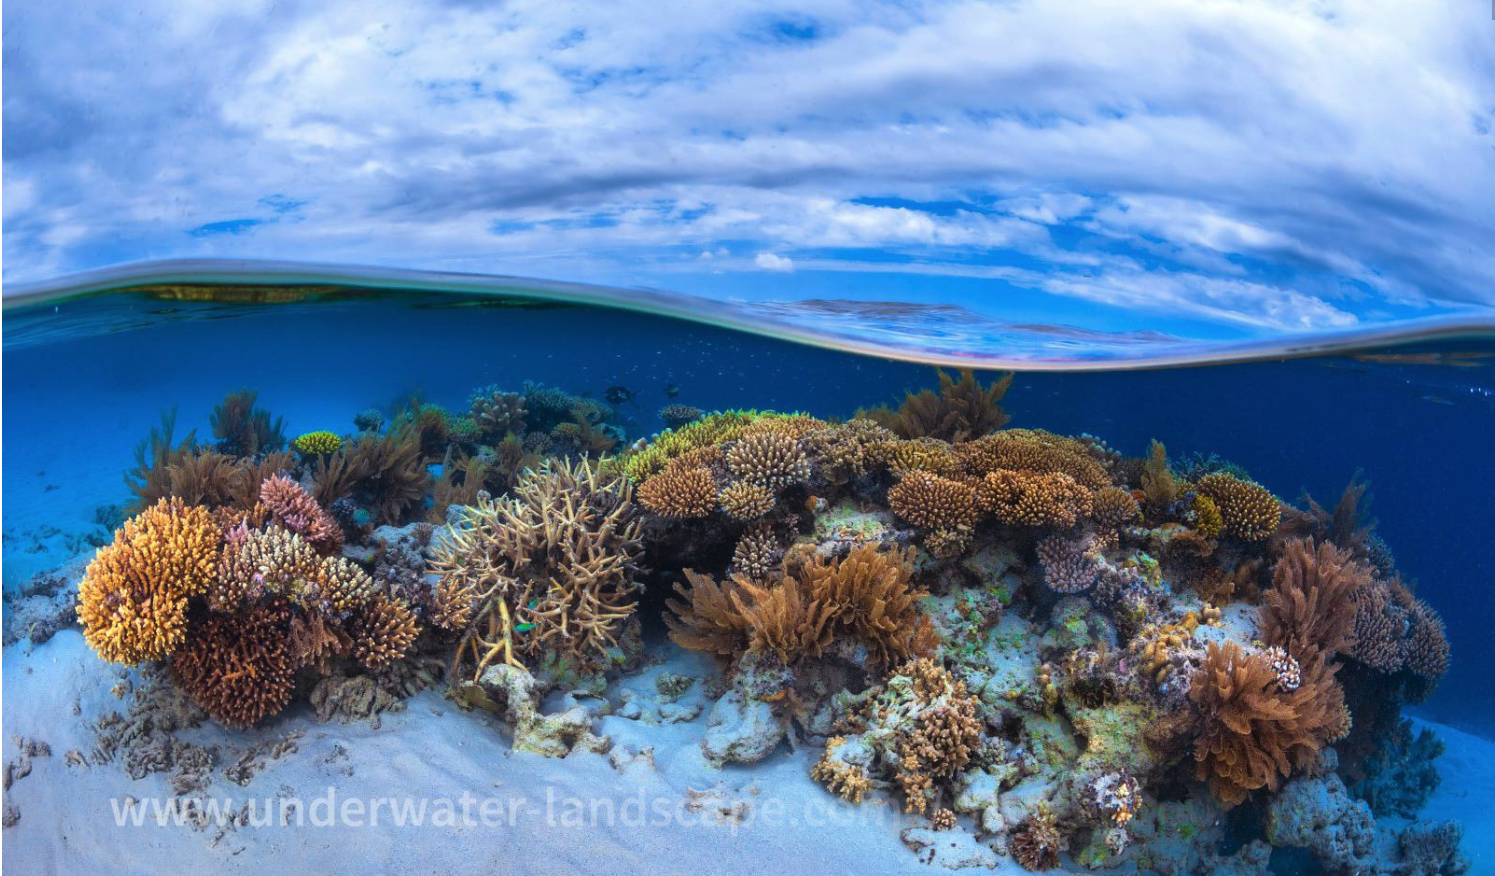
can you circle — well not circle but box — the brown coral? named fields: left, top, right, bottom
left=469, top=387, right=528, bottom=439
left=1195, top=473, right=1280, bottom=542
left=667, top=545, right=936, bottom=670
left=976, top=469, right=1092, bottom=528
left=725, top=429, right=810, bottom=490
left=638, top=465, right=718, bottom=518
left=172, top=600, right=296, bottom=728
left=431, top=459, right=643, bottom=681
left=1404, top=599, right=1450, bottom=681
left=1091, top=486, right=1142, bottom=529
left=956, top=429, right=1111, bottom=490
left=894, top=659, right=982, bottom=814
left=718, top=480, right=776, bottom=520
left=805, top=418, right=895, bottom=482
left=77, top=498, right=220, bottom=665
left=1011, top=804, right=1063, bottom=871
left=811, top=737, right=873, bottom=803
left=349, top=594, right=420, bottom=668
left=730, top=523, right=782, bottom=581
left=1188, top=641, right=1346, bottom=806
left=861, top=368, right=1013, bottom=443
left=1261, top=537, right=1369, bottom=660
left=887, top=470, right=978, bottom=534
left=259, top=474, right=344, bottom=554
left=870, top=438, right=960, bottom=477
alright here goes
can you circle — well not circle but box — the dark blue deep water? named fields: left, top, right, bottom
left=5, top=287, right=1492, bottom=736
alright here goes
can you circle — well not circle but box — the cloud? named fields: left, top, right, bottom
left=4, top=0, right=1492, bottom=338
left=755, top=252, right=795, bottom=273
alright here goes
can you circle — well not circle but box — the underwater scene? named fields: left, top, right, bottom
left=1, top=275, right=1491, bottom=876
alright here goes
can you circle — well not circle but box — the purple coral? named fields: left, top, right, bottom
left=1036, top=533, right=1097, bottom=593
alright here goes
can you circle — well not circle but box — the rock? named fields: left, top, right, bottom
left=469, top=664, right=611, bottom=758
left=700, top=691, right=783, bottom=766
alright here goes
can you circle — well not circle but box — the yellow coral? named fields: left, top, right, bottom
left=293, top=430, right=343, bottom=456
left=870, top=438, right=960, bottom=476
left=77, top=498, right=220, bottom=665
left=976, top=469, right=1092, bottom=528
left=618, top=410, right=808, bottom=482
left=1193, top=494, right=1224, bottom=539
left=638, top=464, right=718, bottom=518
left=1196, top=473, right=1280, bottom=541
left=718, top=480, right=776, bottom=520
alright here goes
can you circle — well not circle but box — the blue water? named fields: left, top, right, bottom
left=4, top=276, right=1492, bottom=739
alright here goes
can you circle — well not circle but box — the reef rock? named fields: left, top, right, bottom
left=700, top=690, right=784, bottom=766
left=466, top=664, right=611, bottom=758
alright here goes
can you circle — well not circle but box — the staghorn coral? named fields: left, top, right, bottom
left=431, top=459, right=643, bottom=681
left=957, top=429, right=1111, bottom=490
left=725, top=429, right=810, bottom=490
left=348, top=594, right=420, bottom=668
left=210, top=389, right=286, bottom=457
left=638, top=464, right=718, bottom=518
left=260, top=474, right=344, bottom=554
left=976, top=469, right=1092, bottom=528
left=1195, top=473, right=1281, bottom=542
left=718, top=480, right=776, bottom=520
left=172, top=600, right=296, bottom=728
left=668, top=545, right=936, bottom=671
left=887, top=471, right=978, bottom=556
left=293, top=430, right=343, bottom=456
left=1188, top=641, right=1348, bottom=806
left=77, top=498, right=220, bottom=665
left=431, top=576, right=478, bottom=632
left=1261, top=537, right=1369, bottom=660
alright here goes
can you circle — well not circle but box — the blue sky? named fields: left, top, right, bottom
left=4, top=0, right=1494, bottom=341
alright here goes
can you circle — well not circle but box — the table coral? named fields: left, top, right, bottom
left=977, top=469, right=1093, bottom=527
left=638, top=463, right=718, bottom=518
left=293, top=430, right=343, bottom=456
left=725, top=429, right=810, bottom=489
left=77, top=497, right=220, bottom=665
left=718, top=480, right=775, bottom=520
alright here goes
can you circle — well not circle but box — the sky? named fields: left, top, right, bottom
left=4, top=0, right=1495, bottom=341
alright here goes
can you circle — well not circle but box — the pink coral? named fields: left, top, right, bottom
left=260, top=474, right=344, bottom=555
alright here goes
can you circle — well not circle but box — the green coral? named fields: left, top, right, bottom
left=293, top=430, right=343, bottom=456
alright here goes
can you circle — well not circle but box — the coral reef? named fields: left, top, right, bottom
left=293, top=430, right=343, bottom=457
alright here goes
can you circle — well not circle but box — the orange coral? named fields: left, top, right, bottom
left=1091, top=486, right=1142, bottom=528
left=870, top=438, right=960, bottom=476
left=887, top=471, right=978, bottom=533
left=976, top=469, right=1092, bottom=528
left=1189, top=641, right=1346, bottom=806
left=1196, top=473, right=1280, bottom=541
left=668, top=545, right=936, bottom=670
left=638, top=464, right=718, bottom=518
left=172, top=600, right=297, bottom=728
left=956, top=429, right=1111, bottom=490
left=718, top=480, right=775, bottom=520
left=77, top=498, right=220, bottom=665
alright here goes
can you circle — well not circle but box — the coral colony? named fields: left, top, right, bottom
left=75, top=372, right=1464, bottom=873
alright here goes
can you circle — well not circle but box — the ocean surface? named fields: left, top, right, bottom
left=2, top=263, right=1492, bottom=875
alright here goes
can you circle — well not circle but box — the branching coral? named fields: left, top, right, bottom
left=892, top=659, right=982, bottom=814
left=77, top=498, right=220, bottom=665
left=214, top=525, right=374, bottom=614
left=667, top=545, right=936, bottom=671
left=1091, top=486, right=1142, bottom=529
left=730, top=523, right=781, bottom=580
left=870, top=438, right=960, bottom=476
left=1404, top=599, right=1450, bottom=682
left=293, top=430, right=343, bottom=456
left=1188, top=641, right=1348, bottom=806
left=1195, top=473, right=1281, bottom=542
left=805, top=418, right=895, bottom=482
left=1261, top=537, right=1369, bottom=660
left=811, top=737, right=873, bottom=802
left=260, top=474, right=344, bottom=554
left=718, top=480, right=775, bottom=520
left=638, top=463, right=718, bottom=518
left=1140, top=439, right=1179, bottom=512
left=348, top=594, right=420, bottom=668
left=431, top=459, right=644, bottom=681
left=659, top=404, right=704, bottom=430
left=887, top=470, right=978, bottom=554
left=172, top=600, right=296, bottom=729
left=1011, top=804, right=1063, bottom=871
left=976, top=469, right=1092, bottom=528
left=725, top=429, right=810, bottom=490
left=1035, top=532, right=1099, bottom=594
left=619, top=410, right=798, bottom=482
left=956, top=429, right=1111, bottom=490
left=469, top=386, right=528, bottom=439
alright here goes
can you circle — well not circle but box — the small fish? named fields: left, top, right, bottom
left=1421, top=395, right=1454, bottom=406
left=604, top=384, right=637, bottom=405
left=663, top=382, right=681, bottom=398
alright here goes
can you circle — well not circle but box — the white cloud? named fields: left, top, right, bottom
left=755, top=252, right=795, bottom=273
left=3, top=0, right=1492, bottom=336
